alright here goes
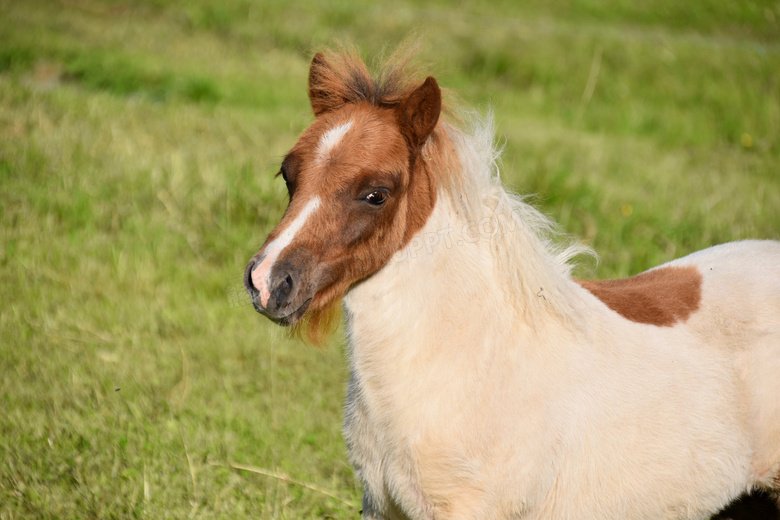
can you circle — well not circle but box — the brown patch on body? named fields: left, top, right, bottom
left=576, top=265, right=703, bottom=326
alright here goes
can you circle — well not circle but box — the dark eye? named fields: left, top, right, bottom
left=364, top=190, right=387, bottom=206
left=278, top=166, right=289, bottom=184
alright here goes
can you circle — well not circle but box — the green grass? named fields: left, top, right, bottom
left=1, top=0, right=778, bottom=517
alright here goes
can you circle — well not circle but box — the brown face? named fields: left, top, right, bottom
left=244, top=57, right=442, bottom=327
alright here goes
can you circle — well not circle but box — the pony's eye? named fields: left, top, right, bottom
left=278, top=166, right=288, bottom=183
left=365, top=190, right=387, bottom=206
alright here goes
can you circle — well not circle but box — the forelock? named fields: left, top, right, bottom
left=311, top=45, right=426, bottom=109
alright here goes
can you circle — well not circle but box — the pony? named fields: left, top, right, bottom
left=244, top=47, right=780, bottom=519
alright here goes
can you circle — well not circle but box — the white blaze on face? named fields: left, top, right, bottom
left=316, top=121, right=353, bottom=162
left=251, top=196, right=321, bottom=308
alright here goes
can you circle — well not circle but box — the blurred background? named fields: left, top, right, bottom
left=1, top=0, right=778, bottom=518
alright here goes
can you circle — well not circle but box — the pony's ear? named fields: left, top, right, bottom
left=396, top=76, right=441, bottom=153
left=308, top=52, right=347, bottom=116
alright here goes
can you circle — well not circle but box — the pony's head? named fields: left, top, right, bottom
left=244, top=49, right=446, bottom=333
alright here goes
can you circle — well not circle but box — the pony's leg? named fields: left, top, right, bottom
left=360, top=492, right=395, bottom=520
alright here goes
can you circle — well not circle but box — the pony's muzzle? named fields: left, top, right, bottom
left=244, top=256, right=310, bottom=325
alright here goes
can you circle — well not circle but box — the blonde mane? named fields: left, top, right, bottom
left=434, top=114, right=594, bottom=323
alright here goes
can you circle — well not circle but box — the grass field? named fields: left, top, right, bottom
left=1, top=0, right=779, bottom=518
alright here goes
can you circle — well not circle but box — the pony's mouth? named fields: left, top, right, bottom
left=253, top=296, right=312, bottom=327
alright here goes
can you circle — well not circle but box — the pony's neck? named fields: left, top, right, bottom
left=342, top=120, right=594, bottom=415
left=341, top=189, right=588, bottom=437
left=343, top=186, right=583, bottom=364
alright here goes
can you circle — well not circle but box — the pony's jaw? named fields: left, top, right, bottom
left=266, top=297, right=312, bottom=327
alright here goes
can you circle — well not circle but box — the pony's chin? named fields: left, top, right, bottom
left=257, top=298, right=312, bottom=327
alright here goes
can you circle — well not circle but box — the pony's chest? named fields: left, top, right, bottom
left=343, top=367, right=534, bottom=518
left=344, top=372, right=436, bottom=517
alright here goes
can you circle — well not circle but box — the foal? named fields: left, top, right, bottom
left=244, top=49, right=780, bottom=519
